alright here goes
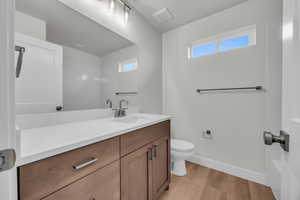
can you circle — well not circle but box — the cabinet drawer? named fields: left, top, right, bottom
left=42, top=161, right=120, bottom=200
left=120, top=120, right=170, bottom=156
left=19, top=137, right=120, bottom=200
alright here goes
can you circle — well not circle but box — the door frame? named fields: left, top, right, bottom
left=0, top=0, right=18, bottom=200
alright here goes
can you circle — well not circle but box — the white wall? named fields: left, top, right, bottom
left=163, top=0, right=282, bottom=176
left=100, top=45, right=139, bottom=108
left=63, top=46, right=102, bottom=111
left=15, top=11, right=46, bottom=40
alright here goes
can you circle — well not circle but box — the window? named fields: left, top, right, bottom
left=191, top=42, right=217, bottom=57
left=118, top=59, right=138, bottom=72
left=188, top=25, right=256, bottom=59
left=219, top=35, right=250, bottom=52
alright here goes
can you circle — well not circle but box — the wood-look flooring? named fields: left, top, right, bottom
left=159, top=162, right=275, bottom=200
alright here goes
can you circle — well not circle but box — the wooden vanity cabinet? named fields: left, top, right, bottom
left=121, top=135, right=170, bottom=200
left=121, top=143, right=154, bottom=200
left=18, top=137, right=120, bottom=200
left=43, top=161, right=120, bottom=200
left=18, top=120, right=170, bottom=200
left=152, top=136, right=171, bottom=199
left=121, top=121, right=171, bottom=200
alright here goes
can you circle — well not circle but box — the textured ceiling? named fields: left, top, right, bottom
left=129, top=0, right=248, bottom=32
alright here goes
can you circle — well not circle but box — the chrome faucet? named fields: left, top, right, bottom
left=113, top=99, right=128, bottom=118
left=106, top=99, right=113, bottom=108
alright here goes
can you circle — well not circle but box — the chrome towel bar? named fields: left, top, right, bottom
left=196, top=86, right=263, bottom=93
left=115, top=92, right=138, bottom=95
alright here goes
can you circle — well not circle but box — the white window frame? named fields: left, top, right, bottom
left=118, top=58, right=138, bottom=72
left=188, top=25, right=256, bottom=59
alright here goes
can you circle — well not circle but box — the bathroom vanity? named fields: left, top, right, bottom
left=17, top=114, right=171, bottom=200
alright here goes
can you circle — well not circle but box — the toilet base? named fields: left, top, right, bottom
left=171, top=159, right=187, bottom=176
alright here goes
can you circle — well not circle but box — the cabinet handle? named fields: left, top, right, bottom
left=72, top=157, right=98, bottom=170
left=153, top=145, right=158, bottom=159
left=148, top=149, right=153, bottom=160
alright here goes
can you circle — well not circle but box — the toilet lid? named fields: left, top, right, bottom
left=171, top=139, right=194, bottom=153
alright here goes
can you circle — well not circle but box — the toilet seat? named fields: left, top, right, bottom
left=171, top=139, right=194, bottom=153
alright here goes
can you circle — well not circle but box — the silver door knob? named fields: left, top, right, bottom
left=263, top=130, right=290, bottom=152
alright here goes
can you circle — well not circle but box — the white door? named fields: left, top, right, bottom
left=281, top=0, right=300, bottom=199
left=0, top=0, right=18, bottom=200
left=266, top=0, right=300, bottom=199
left=15, top=33, right=63, bottom=114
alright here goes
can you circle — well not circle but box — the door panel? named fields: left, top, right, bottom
left=281, top=0, right=300, bottom=199
left=152, top=136, right=170, bottom=199
left=15, top=33, right=63, bottom=114
left=121, top=143, right=153, bottom=200
left=43, top=161, right=120, bottom=200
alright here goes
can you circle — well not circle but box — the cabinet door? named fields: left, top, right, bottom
left=121, top=143, right=153, bottom=200
left=43, top=161, right=120, bottom=200
left=152, top=136, right=171, bottom=199
left=120, top=121, right=170, bottom=156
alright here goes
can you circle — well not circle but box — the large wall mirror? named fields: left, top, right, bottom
left=15, top=0, right=139, bottom=114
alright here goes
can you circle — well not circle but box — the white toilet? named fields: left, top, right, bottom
left=171, top=139, right=195, bottom=176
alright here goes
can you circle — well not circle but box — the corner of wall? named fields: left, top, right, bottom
left=15, top=11, right=46, bottom=40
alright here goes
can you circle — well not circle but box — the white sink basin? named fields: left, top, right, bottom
left=112, top=114, right=149, bottom=124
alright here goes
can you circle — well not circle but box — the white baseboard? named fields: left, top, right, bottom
left=187, top=155, right=267, bottom=186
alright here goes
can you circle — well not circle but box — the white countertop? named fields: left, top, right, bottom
left=17, top=113, right=171, bottom=166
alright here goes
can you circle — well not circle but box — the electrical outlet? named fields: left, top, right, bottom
left=202, top=130, right=213, bottom=139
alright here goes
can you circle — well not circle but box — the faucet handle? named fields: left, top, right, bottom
left=120, top=99, right=129, bottom=104
left=112, top=107, right=128, bottom=110
left=106, top=99, right=113, bottom=108
left=119, top=99, right=129, bottom=108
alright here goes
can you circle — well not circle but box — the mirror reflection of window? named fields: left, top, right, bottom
left=119, top=59, right=138, bottom=72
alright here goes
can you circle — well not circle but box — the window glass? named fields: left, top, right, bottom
left=191, top=42, right=217, bottom=58
left=119, top=60, right=137, bottom=72
left=188, top=25, right=256, bottom=59
left=122, top=63, right=136, bottom=72
left=219, top=35, right=250, bottom=52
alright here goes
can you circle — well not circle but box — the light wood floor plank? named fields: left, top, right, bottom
left=248, top=181, right=276, bottom=200
left=159, top=162, right=275, bottom=200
